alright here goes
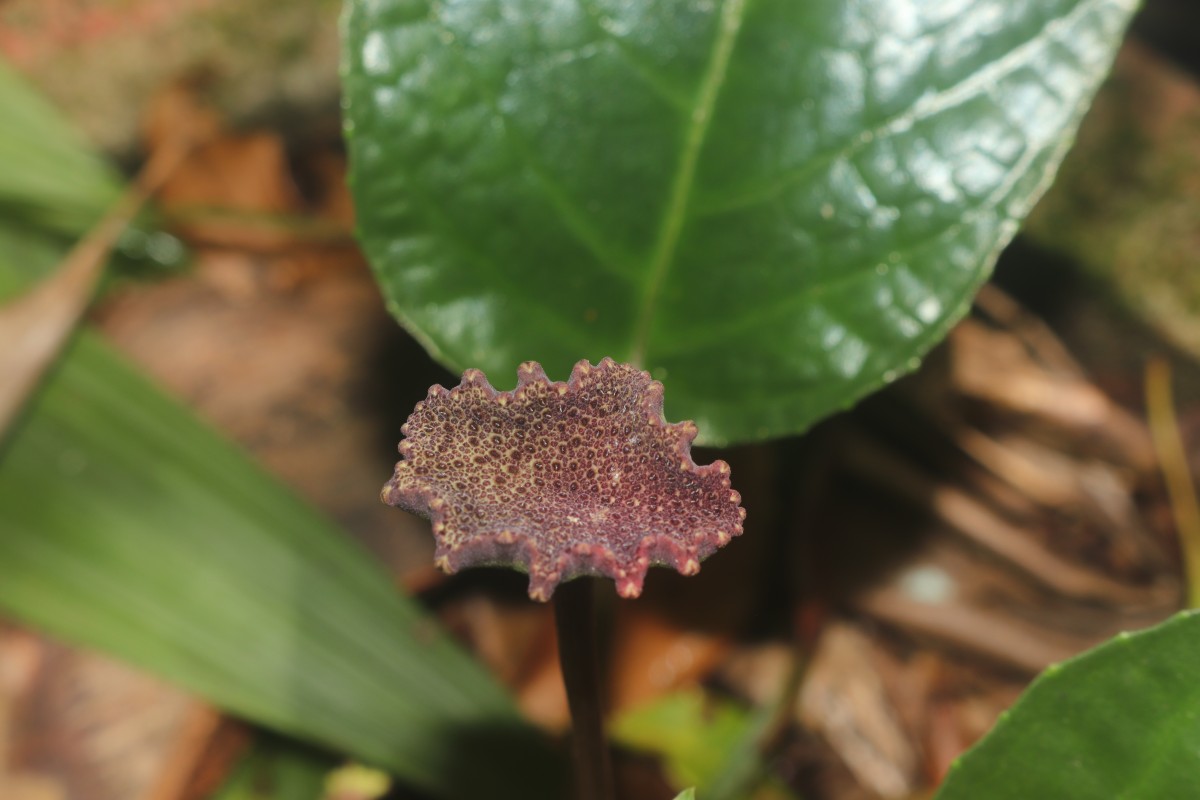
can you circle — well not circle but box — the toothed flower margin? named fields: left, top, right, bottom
left=382, top=358, right=746, bottom=601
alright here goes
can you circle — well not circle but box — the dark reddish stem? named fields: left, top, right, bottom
left=554, top=577, right=615, bottom=800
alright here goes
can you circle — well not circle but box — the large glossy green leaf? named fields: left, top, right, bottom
left=936, top=611, right=1200, bottom=799
left=344, top=0, right=1137, bottom=444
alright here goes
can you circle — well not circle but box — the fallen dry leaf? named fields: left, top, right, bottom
left=0, top=132, right=192, bottom=441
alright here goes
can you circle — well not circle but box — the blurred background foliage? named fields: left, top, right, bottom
left=2, top=1, right=1200, bottom=799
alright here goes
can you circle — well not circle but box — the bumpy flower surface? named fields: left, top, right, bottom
left=383, top=358, right=746, bottom=601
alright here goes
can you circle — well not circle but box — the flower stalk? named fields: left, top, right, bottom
left=380, top=359, right=745, bottom=797
left=554, top=577, right=615, bottom=800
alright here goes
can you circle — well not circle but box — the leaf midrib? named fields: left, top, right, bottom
left=623, top=0, right=1103, bottom=370
left=627, top=0, right=749, bottom=368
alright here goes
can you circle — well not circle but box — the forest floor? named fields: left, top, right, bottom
left=3, top=2, right=1200, bottom=799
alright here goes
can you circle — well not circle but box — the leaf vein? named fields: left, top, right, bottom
left=573, top=0, right=693, bottom=111
left=627, top=0, right=749, bottom=367
left=426, top=12, right=638, bottom=281
left=656, top=126, right=1056, bottom=357
left=695, top=0, right=1108, bottom=218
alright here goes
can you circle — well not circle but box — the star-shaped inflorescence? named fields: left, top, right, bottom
left=382, top=358, right=746, bottom=601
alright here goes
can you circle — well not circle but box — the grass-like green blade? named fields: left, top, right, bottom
left=0, top=327, right=560, bottom=797
left=0, top=60, right=560, bottom=797
left=936, top=611, right=1200, bottom=799
left=0, top=60, right=121, bottom=239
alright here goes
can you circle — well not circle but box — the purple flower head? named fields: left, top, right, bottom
left=383, top=358, right=745, bottom=601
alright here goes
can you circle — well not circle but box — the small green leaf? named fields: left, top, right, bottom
left=674, top=790, right=698, bottom=800
left=210, top=739, right=333, bottom=800
left=936, top=611, right=1200, bottom=799
left=344, top=0, right=1138, bottom=443
left=611, top=689, right=753, bottom=791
